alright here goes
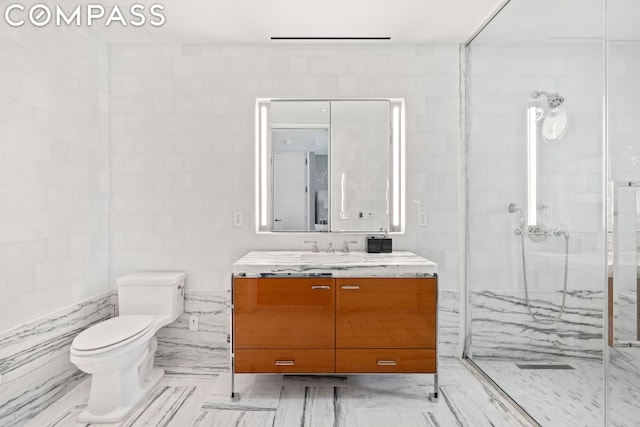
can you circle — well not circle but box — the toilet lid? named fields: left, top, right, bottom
left=72, top=315, right=153, bottom=351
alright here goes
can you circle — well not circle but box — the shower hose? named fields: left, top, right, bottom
left=518, top=227, right=570, bottom=324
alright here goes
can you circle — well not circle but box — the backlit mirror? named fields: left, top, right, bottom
left=256, top=99, right=404, bottom=233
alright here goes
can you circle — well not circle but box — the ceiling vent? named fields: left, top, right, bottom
left=270, top=37, right=391, bottom=40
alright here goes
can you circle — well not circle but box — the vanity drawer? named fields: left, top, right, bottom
left=336, top=349, right=436, bottom=373
left=235, top=349, right=335, bottom=374
left=336, top=277, right=436, bottom=349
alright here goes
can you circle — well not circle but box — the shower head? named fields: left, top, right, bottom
left=508, top=203, right=521, bottom=213
left=532, top=91, right=564, bottom=109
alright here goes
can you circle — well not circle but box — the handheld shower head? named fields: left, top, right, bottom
left=508, top=202, right=525, bottom=231
left=548, top=94, right=564, bottom=109
left=531, top=91, right=564, bottom=109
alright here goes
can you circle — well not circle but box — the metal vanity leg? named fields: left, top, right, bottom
left=428, top=274, right=439, bottom=403
left=429, top=373, right=439, bottom=402
left=230, top=276, right=240, bottom=401
left=231, top=356, right=240, bottom=401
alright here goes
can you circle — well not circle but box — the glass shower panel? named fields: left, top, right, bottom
left=607, top=0, right=640, bottom=424
left=466, top=0, right=606, bottom=425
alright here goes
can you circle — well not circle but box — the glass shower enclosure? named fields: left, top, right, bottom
left=465, top=0, right=640, bottom=425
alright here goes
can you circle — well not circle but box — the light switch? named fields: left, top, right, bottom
left=418, top=211, right=428, bottom=227
left=233, top=211, right=243, bottom=227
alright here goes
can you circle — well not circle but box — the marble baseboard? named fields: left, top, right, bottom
left=615, top=290, right=638, bottom=343
left=470, top=290, right=603, bottom=360
left=154, top=288, right=460, bottom=376
left=155, top=291, right=230, bottom=375
left=0, top=292, right=112, bottom=427
left=438, top=290, right=461, bottom=359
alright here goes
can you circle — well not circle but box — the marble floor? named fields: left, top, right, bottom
left=24, top=360, right=534, bottom=427
left=474, top=353, right=640, bottom=427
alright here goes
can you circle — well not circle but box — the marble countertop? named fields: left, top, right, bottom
left=232, top=250, right=437, bottom=277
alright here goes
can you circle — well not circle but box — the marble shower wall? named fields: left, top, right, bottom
left=467, top=40, right=606, bottom=361
left=0, top=292, right=111, bottom=427
left=471, top=290, right=604, bottom=361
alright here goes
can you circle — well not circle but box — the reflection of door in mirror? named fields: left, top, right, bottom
left=271, top=128, right=329, bottom=232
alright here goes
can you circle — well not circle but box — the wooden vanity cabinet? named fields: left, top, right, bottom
left=232, top=276, right=436, bottom=375
left=233, top=277, right=335, bottom=373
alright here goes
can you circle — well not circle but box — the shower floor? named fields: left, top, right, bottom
left=473, top=351, right=640, bottom=427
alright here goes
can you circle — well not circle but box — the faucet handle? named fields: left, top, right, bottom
left=304, top=240, right=319, bottom=252
left=342, top=240, right=358, bottom=253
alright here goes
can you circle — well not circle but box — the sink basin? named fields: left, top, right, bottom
left=299, top=252, right=365, bottom=263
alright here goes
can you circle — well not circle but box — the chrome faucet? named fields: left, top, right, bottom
left=342, top=240, right=357, bottom=253
left=327, top=242, right=335, bottom=253
left=304, top=240, right=319, bottom=252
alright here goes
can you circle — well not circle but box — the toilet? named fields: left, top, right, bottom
left=70, top=271, right=185, bottom=423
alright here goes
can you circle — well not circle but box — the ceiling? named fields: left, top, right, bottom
left=468, top=0, right=640, bottom=44
left=89, top=0, right=505, bottom=44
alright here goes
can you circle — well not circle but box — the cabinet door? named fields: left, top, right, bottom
left=234, top=277, right=335, bottom=349
left=336, top=277, right=436, bottom=349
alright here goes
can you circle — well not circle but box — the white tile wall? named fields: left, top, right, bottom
left=0, top=24, right=110, bottom=333
left=467, top=43, right=606, bottom=293
left=609, top=43, right=640, bottom=183
left=110, top=44, right=461, bottom=292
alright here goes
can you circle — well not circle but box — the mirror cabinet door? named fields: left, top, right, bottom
left=270, top=101, right=330, bottom=232
left=330, top=100, right=391, bottom=232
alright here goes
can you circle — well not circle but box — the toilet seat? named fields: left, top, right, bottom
left=72, top=315, right=153, bottom=355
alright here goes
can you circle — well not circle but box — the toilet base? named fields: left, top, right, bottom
left=77, top=367, right=165, bottom=423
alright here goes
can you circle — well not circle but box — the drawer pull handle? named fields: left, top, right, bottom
left=311, top=285, right=331, bottom=290
left=341, top=285, right=360, bottom=290
left=377, top=360, right=397, bottom=366
left=275, top=360, right=295, bottom=366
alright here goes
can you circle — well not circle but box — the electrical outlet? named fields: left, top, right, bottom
left=418, top=211, right=428, bottom=227
left=189, top=315, right=199, bottom=331
left=233, top=210, right=243, bottom=227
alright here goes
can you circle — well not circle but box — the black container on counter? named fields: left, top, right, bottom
left=366, top=236, right=392, bottom=253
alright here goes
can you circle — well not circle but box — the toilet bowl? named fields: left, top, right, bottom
left=70, top=272, right=185, bottom=423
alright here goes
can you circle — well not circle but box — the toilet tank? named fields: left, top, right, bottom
left=116, top=272, right=185, bottom=317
